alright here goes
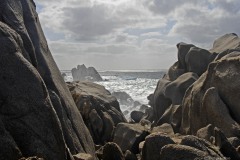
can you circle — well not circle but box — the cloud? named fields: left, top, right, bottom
left=36, top=0, right=240, bottom=70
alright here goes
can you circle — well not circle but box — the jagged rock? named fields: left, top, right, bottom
left=102, top=142, right=124, bottom=160
left=130, top=111, right=145, bottom=123
left=124, top=150, right=138, bottom=160
left=214, top=128, right=240, bottom=160
left=67, top=81, right=126, bottom=144
left=0, top=0, right=96, bottom=158
left=71, top=64, right=103, bottom=82
left=159, top=144, right=212, bottom=160
left=113, top=123, right=149, bottom=154
left=141, top=132, right=175, bottom=160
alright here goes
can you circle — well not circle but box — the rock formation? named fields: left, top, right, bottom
left=72, top=64, right=103, bottom=81
left=1, top=0, right=240, bottom=159
left=151, top=33, right=240, bottom=137
left=0, top=0, right=95, bottom=159
left=139, top=33, right=240, bottom=159
left=67, top=81, right=127, bottom=144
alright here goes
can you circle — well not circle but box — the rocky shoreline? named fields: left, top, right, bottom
left=0, top=0, right=240, bottom=160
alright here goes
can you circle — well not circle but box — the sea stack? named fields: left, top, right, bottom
left=71, top=64, right=103, bottom=81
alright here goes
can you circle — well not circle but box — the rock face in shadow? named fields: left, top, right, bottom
left=72, top=64, right=103, bottom=81
left=0, top=0, right=96, bottom=159
left=67, top=81, right=127, bottom=144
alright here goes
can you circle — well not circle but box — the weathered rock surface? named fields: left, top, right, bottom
left=160, top=144, right=211, bottom=160
left=148, top=33, right=240, bottom=159
left=113, top=123, right=149, bottom=154
left=67, top=81, right=127, bottom=144
left=0, top=0, right=96, bottom=159
left=151, top=123, right=175, bottom=136
left=153, top=72, right=197, bottom=124
left=102, top=142, right=124, bottom=160
left=209, top=33, right=240, bottom=54
left=181, top=57, right=240, bottom=137
left=72, top=64, right=103, bottom=81
left=152, top=33, right=240, bottom=140
left=141, top=132, right=175, bottom=160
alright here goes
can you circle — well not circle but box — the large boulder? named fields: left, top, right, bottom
left=152, top=72, right=197, bottom=124
left=72, top=64, right=103, bottom=81
left=113, top=123, right=149, bottom=154
left=209, top=33, right=240, bottom=54
left=181, top=54, right=240, bottom=137
left=0, top=0, right=96, bottom=159
left=177, top=42, right=195, bottom=70
left=67, top=81, right=127, bottom=144
left=0, top=22, right=67, bottom=159
left=164, top=72, right=198, bottom=105
left=185, top=47, right=215, bottom=76
left=141, top=132, right=175, bottom=160
left=152, top=79, right=172, bottom=121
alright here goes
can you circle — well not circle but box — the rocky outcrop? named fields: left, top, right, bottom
left=72, top=64, right=103, bottom=81
left=0, top=0, right=95, bottom=159
left=147, top=33, right=240, bottom=159
left=181, top=53, right=240, bottom=137
left=152, top=33, right=240, bottom=139
left=67, top=81, right=127, bottom=144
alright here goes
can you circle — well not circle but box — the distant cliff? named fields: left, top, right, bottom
left=71, top=64, right=103, bottom=81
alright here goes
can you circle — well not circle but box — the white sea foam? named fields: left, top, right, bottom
left=62, top=70, right=165, bottom=120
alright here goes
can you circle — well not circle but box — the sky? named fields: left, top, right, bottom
left=36, top=0, right=240, bottom=70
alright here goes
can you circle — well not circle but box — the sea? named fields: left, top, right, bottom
left=61, top=70, right=166, bottom=119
